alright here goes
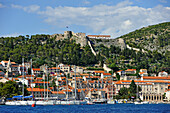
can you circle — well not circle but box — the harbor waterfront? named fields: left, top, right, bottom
left=0, top=104, right=170, bottom=113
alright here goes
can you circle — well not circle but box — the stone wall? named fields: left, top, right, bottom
left=89, top=38, right=126, bottom=50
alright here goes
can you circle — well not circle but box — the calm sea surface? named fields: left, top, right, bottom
left=0, top=104, right=170, bottom=113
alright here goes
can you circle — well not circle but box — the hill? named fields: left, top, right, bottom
left=0, top=22, right=169, bottom=74
left=118, top=22, right=170, bottom=54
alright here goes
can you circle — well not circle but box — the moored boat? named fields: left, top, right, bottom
left=107, top=99, right=116, bottom=104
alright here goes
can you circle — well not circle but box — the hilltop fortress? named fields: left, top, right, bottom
left=50, top=31, right=126, bottom=49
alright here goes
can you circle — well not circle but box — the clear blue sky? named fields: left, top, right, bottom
left=0, top=0, right=169, bottom=38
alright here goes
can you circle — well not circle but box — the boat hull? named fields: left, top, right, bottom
left=5, top=101, right=28, bottom=105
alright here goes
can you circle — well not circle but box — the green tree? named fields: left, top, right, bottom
left=0, top=81, right=29, bottom=98
left=129, top=80, right=137, bottom=95
left=109, top=63, right=119, bottom=72
left=116, top=73, right=120, bottom=80
left=119, top=87, right=129, bottom=99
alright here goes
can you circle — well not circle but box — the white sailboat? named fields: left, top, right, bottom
left=6, top=58, right=29, bottom=105
left=27, top=59, right=36, bottom=106
left=55, top=65, right=87, bottom=105
left=36, top=65, right=55, bottom=105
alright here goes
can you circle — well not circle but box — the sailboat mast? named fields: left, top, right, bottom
left=74, top=65, right=76, bottom=100
left=66, top=71, right=68, bottom=101
left=46, top=65, right=48, bottom=100
left=22, top=58, right=24, bottom=100
left=56, top=64, right=58, bottom=100
left=31, top=59, right=34, bottom=100
left=137, top=78, right=138, bottom=99
left=43, top=67, right=46, bottom=100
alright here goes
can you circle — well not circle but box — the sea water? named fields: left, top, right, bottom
left=0, top=104, right=170, bottom=113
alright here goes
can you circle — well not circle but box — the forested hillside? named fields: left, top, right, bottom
left=118, top=22, right=170, bottom=54
left=0, top=35, right=98, bottom=67
left=0, top=22, right=169, bottom=74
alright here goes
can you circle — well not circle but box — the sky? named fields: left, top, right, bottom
left=0, top=0, right=170, bottom=38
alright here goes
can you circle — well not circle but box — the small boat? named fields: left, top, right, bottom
left=134, top=101, right=149, bottom=104
left=5, top=101, right=28, bottom=105
left=36, top=100, right=55, bottom=105
left=87, top=100, right=94, bottom=105
left=93, top=99, right=107, bottom=104
left=0, top=98, right=5, bottom=105
left=107, top=100, right=116, bottom=104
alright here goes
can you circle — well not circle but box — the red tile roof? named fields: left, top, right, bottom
left=27, top=88, right=50, bottom=92
left=32, top=68, right=41, bottom=71
left=139, top=72, right=144, bottom=74
left=117, top=70, right=123, bottom=73
left=80, top=74, right=89, bottom=76
left=51, top=91, right=65, bottom=94
left=49, top=67, right=60, bottom=69
left=77, top=89, right=86, bottom=93
left=103, top=73, right=111, bottom=75
left=2, top=61, right=16, bottom=64
left=94, top=71, right=105, bottom=73
left=125, top=69, right=136, bottom=71
left=36, top=77, right=43, bottom=80
left=32, top=81, right=50, bottom=84
left=143, top=76, right=170, bottom=80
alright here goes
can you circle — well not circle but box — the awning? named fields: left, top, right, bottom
left=12, top=95, right=23, bottom=99
left=24, top=95, right=33, bottom=98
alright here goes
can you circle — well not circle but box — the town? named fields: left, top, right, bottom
left=0, top=59, right=169, bottom=105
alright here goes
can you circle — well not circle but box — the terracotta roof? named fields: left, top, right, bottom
left=87, top=35, right=111, bottom=37
left=17, top=75, right=35, bottom=78
left=62, top=89, right=72, bottom=92
left=32, top=81, right=50, bottom=84
left=165, top=89, right=170, bottom=92
left=27, top=88, right=50, bottom=92
left=125, top=69, right=136, bottom=71
left=51, top=91, right=65, bottom=95
left=94, top=71, right=105, bottom=73
left=12, top=65, right=18, bottom=67
left=117, top=70, right=123, bottom=73
left=32, top=68, right=41, bottom=71
left=2, top=61, right=16, bottom=64
left=140, top=69, right=147, bottom=70
left=90, top=76, right=100, bottom=78
left=61, top=77, right=66, bottom=79
left=77, top=89, right=85, bottom=93
left=103, top=73, right=112, bottom=75
left=68, top=79, right=72, bottom=81
left=36, top=77, right=43, bottom=80
left=88, top=81, right=95, bottom=83
left=115, top=81, right=152, bottom=85
left=12, top=78, right=19, bottom=81
left=160, top=71, right=167, bottom=73
left=80, top=74, right=89, bottom=76
left=49, top=67, right=60, bottom=70
left=91, top=88, right=98, bottom=91
left=143, top=76, right=170, bottom=80
left=139, top=72, right=144, bottom=74
left=115, top=80, right=170, bottom=84
left=150, top=80, right=170, bottom=83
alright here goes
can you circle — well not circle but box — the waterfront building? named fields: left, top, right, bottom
left=27, top=88, right=52, bottom=99
left=165, top=85, right=170, bottom=102
left=114, top=80, right=170, bottom=102
left=158, top=71, right=169, bottom=77
left=125, top=69, right=136, bottom=74
left=58, top=63, right=70, bottom=75
left=31, top=68, right=43, bottom=76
